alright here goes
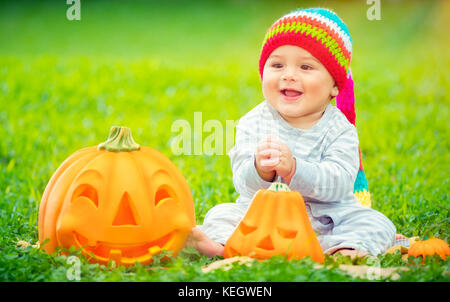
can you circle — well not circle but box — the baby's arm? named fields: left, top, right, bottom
left=289, top=126, right=360, bottom=201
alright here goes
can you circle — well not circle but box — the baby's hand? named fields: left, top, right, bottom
left=274, top=139, right=296, bottom=183
left=255, top=135, right=280, bottom=181
left=255, top=135, right=296, bottom=183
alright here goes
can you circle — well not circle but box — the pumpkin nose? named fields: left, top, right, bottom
left=257, top=235, right=275, bottom=250
left=113, top=192, right=138, bottom=226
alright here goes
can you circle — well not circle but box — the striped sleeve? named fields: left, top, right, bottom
left=289, top=125, right=359, bottom=201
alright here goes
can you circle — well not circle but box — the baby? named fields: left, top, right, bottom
left=187, top=8, right=396, bottom=259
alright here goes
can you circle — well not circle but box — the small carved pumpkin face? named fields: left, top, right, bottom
left=224, top=182, right=324, bottom=263
left=39, top=127, right=195, bottom=266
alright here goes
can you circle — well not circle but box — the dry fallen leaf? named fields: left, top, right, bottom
left=314, top=264, right=409, bottom=280
left=337, top=264, right=409, bottom=280
left=385, top=244, right=409, bottom=255
left=202, top=256, right=409, bottom=280
left=202, top=256, right=255, bottom=273
left=16, top=239, right=40, bottom=249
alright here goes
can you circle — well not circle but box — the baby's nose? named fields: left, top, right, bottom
left=281, top=68, right=298, bottom=81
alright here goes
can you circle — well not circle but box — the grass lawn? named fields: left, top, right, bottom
left=0, top=0, right=449, bottom=281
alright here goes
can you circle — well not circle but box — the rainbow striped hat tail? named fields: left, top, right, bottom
left=336, top=69, right=371, bottom=208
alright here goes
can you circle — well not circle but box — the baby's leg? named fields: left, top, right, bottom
left=318, top=204, right=396, bottom=256
left=188, top=202, right=248, bottom=257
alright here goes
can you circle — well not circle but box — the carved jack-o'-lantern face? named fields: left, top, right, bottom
left=38, top=126, right=195, bottom=266
left=224, top=182, right=324, bottom=263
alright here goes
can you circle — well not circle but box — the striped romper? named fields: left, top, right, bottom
left=199, top=100, right=396, bottom=256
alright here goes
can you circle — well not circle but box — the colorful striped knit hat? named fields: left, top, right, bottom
left=259, top=8, right=371, bottom=208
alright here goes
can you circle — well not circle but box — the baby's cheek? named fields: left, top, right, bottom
left=303, top=81, right=328, bottom=104
left=262, top=82, right=273, bottom=101
left=311, top=75, right=334, bottom=96
left=264, top=83, right=280, bottom=102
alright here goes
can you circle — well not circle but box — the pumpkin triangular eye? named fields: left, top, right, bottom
left=113, top=192, right=138, bottom=226
left=72, top=184, right=98, bottom=208
left=277, top=227, right=298, bottom=239
left=239, top=222, right=257, bottom=235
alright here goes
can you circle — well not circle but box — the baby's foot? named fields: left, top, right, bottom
left=186, top=227, right=224, bottom=258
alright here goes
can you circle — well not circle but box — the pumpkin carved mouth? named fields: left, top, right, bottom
left=74, top=231, right=175, bottom=261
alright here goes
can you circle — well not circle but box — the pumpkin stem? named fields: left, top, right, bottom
left=98, top=126, right=140, bottom=152
left=268, top=182, right=291, bottom=192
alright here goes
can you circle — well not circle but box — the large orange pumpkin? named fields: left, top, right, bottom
left=224, top=182, right=324, bottom=263
left=408, top=238, right=450, bottom=261
left=38, top=126, right=195, bottom=266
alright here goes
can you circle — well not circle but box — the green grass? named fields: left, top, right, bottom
left=0, top=0, right=449, bottom=282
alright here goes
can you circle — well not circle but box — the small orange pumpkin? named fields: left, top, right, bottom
left=38, top=126, right=195, bottom=266
left=224, top=182, right=324, bottom=263
left=408, top=238, right=450, bottom=261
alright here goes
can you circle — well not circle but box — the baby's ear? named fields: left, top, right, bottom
left=330, top=82, right=339, bottom=99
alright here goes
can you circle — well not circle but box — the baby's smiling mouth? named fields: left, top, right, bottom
left=280, top=89, right=303, bottom=98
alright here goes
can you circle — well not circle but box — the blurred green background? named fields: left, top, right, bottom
left=0, top=0, right=449, bottom=281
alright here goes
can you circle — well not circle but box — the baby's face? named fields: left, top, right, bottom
left=262, top=45, right=339, bottom=128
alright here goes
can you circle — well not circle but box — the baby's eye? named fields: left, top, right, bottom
left=272, top=63, right=283, bottom=68
left=301, top=64, right=312, bottom=70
